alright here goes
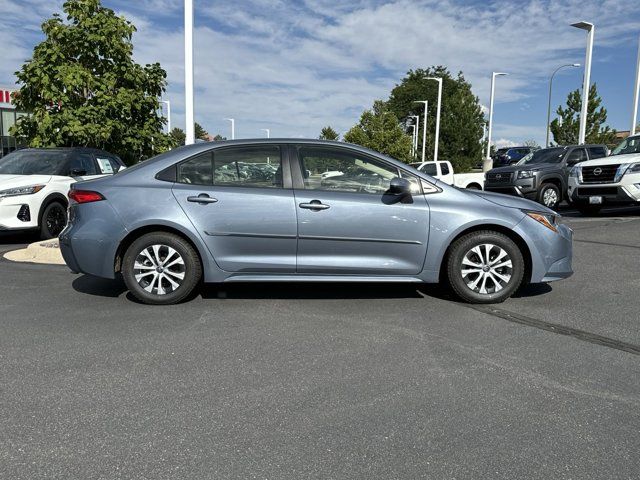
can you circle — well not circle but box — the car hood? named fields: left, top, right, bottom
left=578, top=153, right=640, bottom=167
left=468, top=189, right=557, bottom=215
left=488, top=163, right=558, bottom=174
left=0, top=174, right=52, bottom=189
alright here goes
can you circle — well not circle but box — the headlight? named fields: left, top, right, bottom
left=517, top=170, right=534, bottom=179
left=523, top=210, right=558, bottom=232
left=569, top=165, right=581, bottom=178
left=621, top=162, right=640, bottom=178
left=0, top=185, right=45, bottom=198
left=523, top=210, right=559, bottom=232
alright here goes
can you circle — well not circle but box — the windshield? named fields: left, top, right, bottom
left=0, top=150, right=68, bottom=175
left=519, top=147, right=565, bottom=165
left=610, top=135, right=640, bottom=156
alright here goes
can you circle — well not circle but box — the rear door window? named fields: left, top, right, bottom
left=440, top=163, right=450, bottom=175
left=566, top=148, right=587, bottom=164
left=69, top=153, right=98, bottom=176
left=95, top=156, right=122, bottom=174
left=587, top=147, right=607, bottom=159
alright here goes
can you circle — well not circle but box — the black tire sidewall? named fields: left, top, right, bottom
left=447, top=231, right=525, bottom=304
left=122, top=232, right=202, bottom=305
left=538, top=183, right=560, bottom=208
left=40, top=202, right=67, bottom=239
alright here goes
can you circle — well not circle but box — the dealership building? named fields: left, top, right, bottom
left=0, top=86, right=27, bottom=158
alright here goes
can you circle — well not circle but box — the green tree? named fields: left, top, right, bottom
left=169, top=123, right=214, bottom=147
left=10, top=0, right=171, bottom=164
left=195, top=122, right=209, bottom=141
left=319, top=126, right=339, bottom=140
left=550, top=84, right=616, bottom=146
left=343, top=100, right=413, bottom=163
left=386, top=66, right=485, bottom=171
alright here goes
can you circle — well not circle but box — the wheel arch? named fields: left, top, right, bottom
left=438, top=223, right=532, bottom=286
left=114, top=224, right=206, bottom=275
left=37, top=192, right=68, bottom=225
left=538, top=175, right=564, bottom=200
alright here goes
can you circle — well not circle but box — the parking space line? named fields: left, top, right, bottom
left=574, top=239, right=640, bottom=250
left=467, top=304, right=640, bottom=356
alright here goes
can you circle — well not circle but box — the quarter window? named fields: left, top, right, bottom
left=298, top=147, right=399, bottom=194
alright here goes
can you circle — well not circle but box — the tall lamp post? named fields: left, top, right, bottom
left=631, top=35, right=640, bottom=135
left=225, top=118, right=235, bottom=140
left=261, top=128, right=270, bottom=138
left=413, top=100, right=428, bottom=163
left=426, top=77, right=442, bottom=162
left=160, top=100, right=171, bottom=134
left=409, top=115, right=420, bottom=156
left=408, top=124, right=416, bottom=157
left=546, top=63, right=580, bottom=147
left=571, top=21, right=594, bottom=145
left=184, top=0, right=195, bottom=145
left=485, top=72, right=508, bottom=172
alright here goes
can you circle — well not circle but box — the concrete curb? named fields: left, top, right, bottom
left=3, top=239, right=66, bottom=265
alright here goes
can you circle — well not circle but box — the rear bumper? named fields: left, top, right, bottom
left=59, top=201, right=128, bottom=279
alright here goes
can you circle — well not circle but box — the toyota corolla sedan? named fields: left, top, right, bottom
left=59, top=140, right=573, bottom=305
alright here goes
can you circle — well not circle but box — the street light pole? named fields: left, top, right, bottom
left=426, top=77, right=443, bottom=162
left=408, top=124, right=416, bottom=157
left=571, top=21, right=594, bottom=145
left=161, top=100, right=171, bottom=134
left=485, top=72, right=508, bottom=172
left=414, top=101, right=428, bottom=163
left=631, top=35, right=640, bottom=135
left=184, top=0, right=195, bottom=145
left=546, top=64, right=580, bottom=147
left=225, top=118, right=235, bottom=140
left=261, top=128, right=270, bottom=138
left=409, top=115, right=420, bottom=155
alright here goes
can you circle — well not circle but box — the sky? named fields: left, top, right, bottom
left=1, top=0, right=639, bottom=148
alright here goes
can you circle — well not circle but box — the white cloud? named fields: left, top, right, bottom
left=1, top=0, right=637, bottom=144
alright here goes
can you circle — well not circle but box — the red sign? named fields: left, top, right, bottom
left=1, top=89, right=14, bottom=105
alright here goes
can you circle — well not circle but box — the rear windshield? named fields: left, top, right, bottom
left=520, top=147, right=565, bottom=165
left=0, top=150, right=68, bottom=175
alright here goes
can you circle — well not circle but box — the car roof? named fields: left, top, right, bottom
left=16, top=147, right=115, bottom=154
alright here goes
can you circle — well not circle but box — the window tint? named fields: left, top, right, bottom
left=177, top=146, right=282, bottom=188
left=178, top=152, right=213, bottom=185
left=419, top=163, right=437, bottom=176
left=440, top=162, right=450, bottom=175
left=299, top=147, right=399, bottom=194
left=588, top=147, right=607, bottom=159
left=69, top=153, right=97, bottom=176
left=566, top=148, right=587, bottom=164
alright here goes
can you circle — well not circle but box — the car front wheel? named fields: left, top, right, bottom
left=122, top=232, right=202, bottom=305
left=538, top=183, right=560, bottom=209
left=40, top=201, right=67, bottom=239
left=446, top=231, right=525, bottom=304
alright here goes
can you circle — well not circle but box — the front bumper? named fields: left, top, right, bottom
left=515, top=215, right=573, bottom=283
left=485, top=177, right=538, bottom=200
left=0, top=198, right=40, bottom=230
left=568, top=183, right=640, bottom=205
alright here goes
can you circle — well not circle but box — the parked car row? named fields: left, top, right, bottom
left=410, top=160, right=485, bottom=190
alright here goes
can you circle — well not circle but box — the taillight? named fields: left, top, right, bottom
left=68, top=190, right=105, bottom=204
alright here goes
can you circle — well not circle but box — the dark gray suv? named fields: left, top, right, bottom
left=484, top=145, right=608, bottom=208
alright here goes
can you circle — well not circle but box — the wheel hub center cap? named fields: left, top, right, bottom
left=156, top=266, right=164, bottom=273
left=482, top=265, right=490, bottom=272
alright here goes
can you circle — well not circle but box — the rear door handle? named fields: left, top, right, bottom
left=187, top=194, right=218, bottom=204
left=299, top=200, right=330, bottom=211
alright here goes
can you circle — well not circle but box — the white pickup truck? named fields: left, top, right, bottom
left=410, top=161, right=484, bottom=190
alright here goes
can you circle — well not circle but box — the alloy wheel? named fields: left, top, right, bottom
left=133, top=244, right=186, bottom=296
left=460, top=244, right=513, bottom=295
left=542, top=188, right=558, bottom=207
left=46, top=205, right=67, bottom=237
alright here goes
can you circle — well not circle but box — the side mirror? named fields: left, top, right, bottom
left=118, top=165, right=126, bottom=172
left=70, top=168, right=87, bottom=177
left=389, top=177, right=411, bottom=196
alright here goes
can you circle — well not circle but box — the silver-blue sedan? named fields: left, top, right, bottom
left=59, top=140, right=573, bottom=305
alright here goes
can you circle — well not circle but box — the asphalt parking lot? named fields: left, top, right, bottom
left=1, top=205, right=639, bottom=479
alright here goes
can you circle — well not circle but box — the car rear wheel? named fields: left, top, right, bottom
left=122, top=232, right=202, bottom=305
left=538, top=183, right=560, bottom=209
left=40, top=201, right=67, bottom=239
left=446, top=231, right=525, bottom=304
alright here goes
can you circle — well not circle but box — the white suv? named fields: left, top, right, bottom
left=0, top=148, right=125, bottom=238
left=568, top=135, right=640, bottom=215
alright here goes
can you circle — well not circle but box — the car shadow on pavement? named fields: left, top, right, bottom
left=72, top=274, right=128, bottom=298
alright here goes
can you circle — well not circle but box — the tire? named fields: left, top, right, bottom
left=446, top=230, right=525, bottom=304
left=39, top=201, right=67, bottom=239
left=577, top=205, right=601, bottom=216
left=538, top=183, right=561, bottom=209
left=122, top=232, right=202, bottom=305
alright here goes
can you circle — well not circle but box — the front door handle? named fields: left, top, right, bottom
left=299, top=200, right=330, bottom=211
left=187, top=194, right=218, bottom=204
